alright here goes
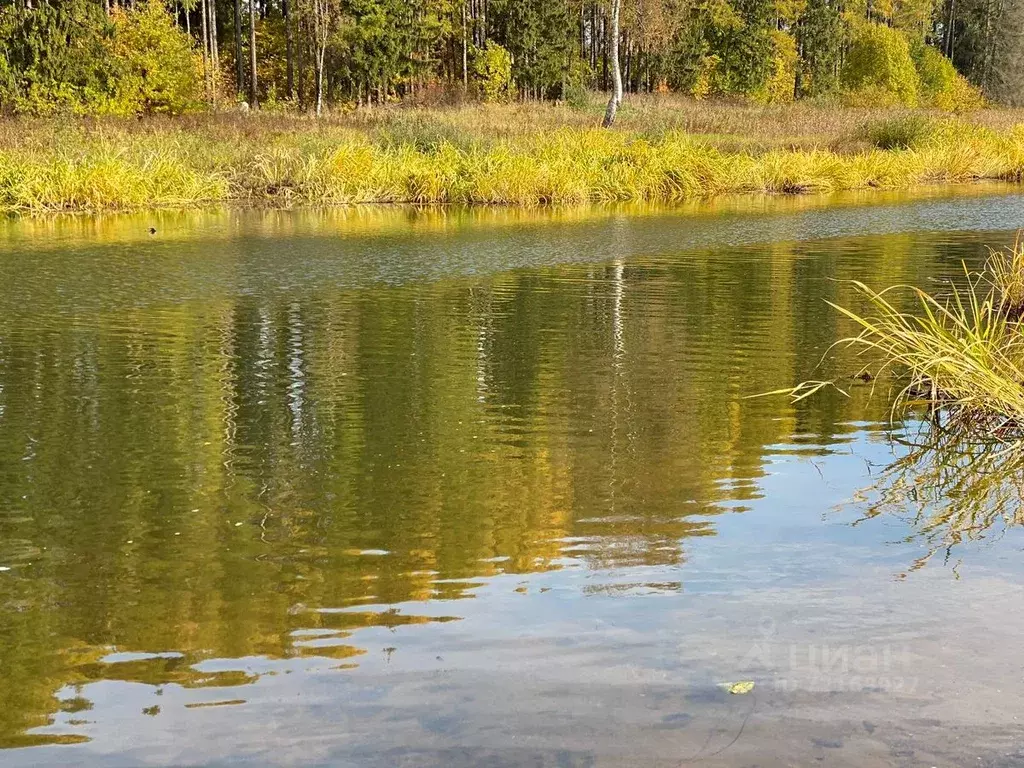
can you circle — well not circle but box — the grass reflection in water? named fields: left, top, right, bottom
left=856, top=423, right=1024, bottom=574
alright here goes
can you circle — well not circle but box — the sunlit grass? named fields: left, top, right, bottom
left=778, top=241, right=1024, bottom=439
left=3, top=102, right=1024, bottom=211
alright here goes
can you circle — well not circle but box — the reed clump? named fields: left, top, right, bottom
left=4, top=105, right=1024, bottom=211
left=782, top=240, right=1024, bottom=440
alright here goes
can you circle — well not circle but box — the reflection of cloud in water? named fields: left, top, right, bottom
left=20, top=607, right=462, bottom=748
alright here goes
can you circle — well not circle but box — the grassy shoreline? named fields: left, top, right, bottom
left=5, top=100, right=1024, bottom=213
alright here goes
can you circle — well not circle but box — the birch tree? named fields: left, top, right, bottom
left=311, top=0, right=337, bottom=114
left=602, top=0, right=622, bottom=127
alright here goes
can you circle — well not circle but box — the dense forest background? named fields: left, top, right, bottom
left=0, top=0, right=1021, bottom=116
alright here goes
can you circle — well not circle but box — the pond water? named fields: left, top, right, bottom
left=3, top=187, right=1024, bottom=767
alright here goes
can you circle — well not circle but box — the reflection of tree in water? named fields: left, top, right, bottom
left=856, top=423, right=1024, bottom=573
left=0, top=222, right=999, bottom=748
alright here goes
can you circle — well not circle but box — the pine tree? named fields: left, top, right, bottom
left=797, top=0, right=844, bottom=97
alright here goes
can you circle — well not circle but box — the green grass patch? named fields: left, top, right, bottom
left=863, top=114, right=938, bottom=150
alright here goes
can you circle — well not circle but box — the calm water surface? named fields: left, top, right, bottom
left=3, top=188, right=1024, bottom=767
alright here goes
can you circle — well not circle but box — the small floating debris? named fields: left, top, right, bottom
left=723, top=681, right=755, bottom=695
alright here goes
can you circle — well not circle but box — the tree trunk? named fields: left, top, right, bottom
left=462, top=0, right=469, bottom=89
left=209, top=0, right=219, bottom=108
left=284, top=0, right=294, bottom=99
left=296, top=5, right=305, bottom=109
left=234, top=0, right=244, bottom=95
left=316, top=45, right=326, bottom=115
left=944, top=0, right=956, bottom=57
left=248, top=0, right=259, bottom=108
left=312, top=0, right=327, bottom=114
left=602, top=0, right=622, bottom=128
left=601, top=10, right=608, bottom=90
left=623, top=29, right=630, bottom=91
left=200, top=0, right=211, bottom=103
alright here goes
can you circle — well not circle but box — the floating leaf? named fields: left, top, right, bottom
left=726, top=681, right=755, bottom=695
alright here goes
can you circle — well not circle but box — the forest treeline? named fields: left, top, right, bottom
left=0, top=0, right=1020, bottom=116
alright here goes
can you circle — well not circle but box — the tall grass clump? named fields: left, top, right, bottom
left=864, top=114, right=937, bottom=150
left=990, top=236, right=1024, bottom=316
left=781, top=241, right=1024, bottom=440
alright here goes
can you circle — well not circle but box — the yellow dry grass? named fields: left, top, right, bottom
left=3, top=98, right=1024, bottom=212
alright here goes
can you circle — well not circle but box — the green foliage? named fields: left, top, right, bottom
left=106, top=1, right=204, bottom=115
left=841, top=21, right=920, bottom=107
left=946, top=0, right=1006, bottom=93
left=0, top=0, right=1009, bottom=114
left=761, top=30, right=798, bottom=104
left=0, top=0, right=113, bottom=115
left=703, top=0, right=778, bottom=99
left=914, top=43, right=960, bottom=98
left=564, top=79, right=592, bottom=111
left=938, top=75, right=988, bottom=113
left=562, top=57, right=594, bottom=109
left=251, top=17, right=290, bottom=105
left=0, top=0, right=202, bottom=116
left=472, top=42, right=515, bottom=103
left=796, top=0, right=845, bottom=97
left=913, top=44, right=986, bottom=113
left=333, top=0, right=417, bottom=102
left=688, top=56, right=719, bottom=100
left=490, top=0, right=577, bottom=99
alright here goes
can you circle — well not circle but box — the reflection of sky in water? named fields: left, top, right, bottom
left=13, top=425, right=1024, bottom=766
left=3, top=194, right=1024, bottom=765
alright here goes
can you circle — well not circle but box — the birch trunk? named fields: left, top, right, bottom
left=209, top=0, right=219, bottom=108
left=200, top=0, right=210, bottom=103
left=234, top=0, right=244, bottom=96
left=602, top=0, right=622, bottom=128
